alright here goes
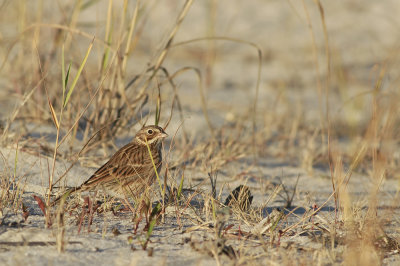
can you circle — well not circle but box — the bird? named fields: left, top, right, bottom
left=52, top=125, right=168, bottom=206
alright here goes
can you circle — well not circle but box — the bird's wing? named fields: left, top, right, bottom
left=81, top=142, right=148, bottom=188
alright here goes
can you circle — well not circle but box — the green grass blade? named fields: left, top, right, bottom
left=101, top=31, right=112, bottom=73
left=65, top=63, right=71, bottom=94
left=177, top=172, right=184, bottom=200
left=61, top=45, right=71, bottom=106
left=61, top=45, right=66, bottom=96
left=145, top=139, right=163, bottom=194
left=147, top=202, right=161, bottom=239
left=150, top=202, right=161, bottom=221
left=64, top=38, right=94, bottom=107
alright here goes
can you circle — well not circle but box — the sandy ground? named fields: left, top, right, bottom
left=1, top=0, right=400, bottom=265
left=3, top=145, right=398, bottom=266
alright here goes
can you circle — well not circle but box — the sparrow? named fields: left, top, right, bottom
left=52, top=125, right=168, bottom=205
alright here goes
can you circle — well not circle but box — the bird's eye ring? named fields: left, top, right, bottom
left=147, top=129, right=153, bottom=135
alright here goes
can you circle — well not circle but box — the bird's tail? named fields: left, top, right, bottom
left=50, top=186, right=81, bottom=207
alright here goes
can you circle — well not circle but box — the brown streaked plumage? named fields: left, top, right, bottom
left=52, top=125, right=168, bottom=205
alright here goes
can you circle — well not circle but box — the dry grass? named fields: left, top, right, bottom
left=0, top=0, right=400, bottom=265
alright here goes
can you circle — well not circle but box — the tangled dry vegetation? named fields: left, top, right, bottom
left=1, top=0, right=400, bottom=265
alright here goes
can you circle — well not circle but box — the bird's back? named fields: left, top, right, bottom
left=80, top=141, right=163, bottom=197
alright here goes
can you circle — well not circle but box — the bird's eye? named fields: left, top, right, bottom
left=147, top=129, right=153, bottom=135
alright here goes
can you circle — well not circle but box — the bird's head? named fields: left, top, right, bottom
left=135, top=125, right=168, bottom=145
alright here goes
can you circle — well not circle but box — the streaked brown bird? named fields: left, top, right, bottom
left=52, top=125, right=168, bottom=205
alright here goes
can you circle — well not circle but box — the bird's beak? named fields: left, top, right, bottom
left=159, top=131, right=168, bottom=138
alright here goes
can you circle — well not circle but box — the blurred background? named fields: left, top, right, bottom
left=0, top=0, right=399, bottom=176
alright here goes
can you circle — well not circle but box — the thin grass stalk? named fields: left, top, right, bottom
left=31, top=42, right=57, bottom=221
left=64, top=39, right=94, bottom=107
left=56, top=194, right=67, bottom=253
left=145, top=139, right=164, bottom=209
left=205, top=0, right=216, bottom=87
left=101, top=0, right=113, bottom=75
left=46, top=40, right=93, bottom=214
left=313, top=0, right=335, bottom=219
left=65, top=0, right=83, bottom=48
left=129, top=0, right=194, bottom=105
left=155, top=80, right=161, bottom=126
left=301, top=0, right=326, bottom=146
left=121, top=0, right=140, bottom=75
